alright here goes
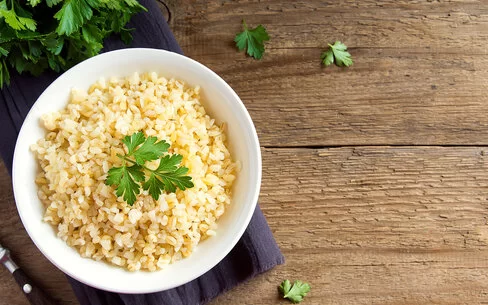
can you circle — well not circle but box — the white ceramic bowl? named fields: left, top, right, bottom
left=12, top=48, right=261, bottom=293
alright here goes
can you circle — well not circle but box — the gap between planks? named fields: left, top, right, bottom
left=263, top=144, right=488, bottom=149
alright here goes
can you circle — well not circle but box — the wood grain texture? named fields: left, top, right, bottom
left=212, top=147, right=488, bottom=304
left=2, top=1, right=488, bottom=305
left=172, top=0, right=488, bottom=146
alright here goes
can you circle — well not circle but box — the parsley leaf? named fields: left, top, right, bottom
left=46, top=0, right=63, bottom=7
left=0, top=59, right=10, bottom=88
left=131, top=135, right=170, bottom=165
left=54, top=0, right=94, bottom=36
left=155, top=154, right=183, bottom=172
left=0, top=46, right=8, bottom=56
left=28, top=0, right=41, bottom=7
left=321, top=41, right=353, bottom=67
left=153, top=164, right=193, bottom=194
left=234, top=20, right=270, bottom=60
left=279, top=280, right=311, bottom=303
left=142, top=166, right=193, bottom=201
left=122, top=131, right=146, bottom=155
left=106, top=164, right=144, bottom=206
left=0, top=1, right=37, bottom=31
left=105, top=132, right=194, bottom=205
left=141, top=173, right=164, bottom=201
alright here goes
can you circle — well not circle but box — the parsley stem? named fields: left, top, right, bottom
left=117, top=154, right=155, bottom=173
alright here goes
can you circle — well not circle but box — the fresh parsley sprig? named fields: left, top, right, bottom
left=105, top=132, right=194, bottom=206
left=321, top=41, right=353, bottom=67
left=234, top=20, right=270, bottom=60
left=279, top=279, right=311, bottom=304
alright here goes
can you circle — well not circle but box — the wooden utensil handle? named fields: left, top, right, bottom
left=12, top=268, right=58, bottom=305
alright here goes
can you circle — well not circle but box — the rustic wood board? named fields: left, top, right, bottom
left=2, top=0, right=488, bottom=304
left=211, top=146, right=488, bottom=304
left=171, top=0, right=488, bottom=147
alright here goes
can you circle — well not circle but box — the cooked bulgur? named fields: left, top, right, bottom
left=31, top=72, right=236, bottom=271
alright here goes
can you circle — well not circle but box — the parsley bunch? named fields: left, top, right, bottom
left=0, top=0, right=146, bottom=88
left=105, top=132, right=194, bottom=206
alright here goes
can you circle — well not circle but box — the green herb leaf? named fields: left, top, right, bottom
left=321, top=48, right=334, bottom=66
left=46, top=0, right=63, bottom=7
left=234, top=20, right=270, bottom=60
left=119, top=28, right=134, bottom=45
left=120, top=131, right=170, bottom=165
left=124, top=0, right=141, bottom=6
left=154, top=166, right=193, bottom=194
left=141, top=173, right=165, bottom=201
left=131, top=136, right=170, bottom=165
left=0, top=46, right=8, bottom=57
left=54, top=0, right=94, bottom=36
left=279, top=280, right=311, bottom=304
left=28, top=0, right=41, bottom=7
left=105, top=164, right=145, bottom=206
left=81, top=24, right=103, bottom=53
left=0, top=20, right=16, bottom=44
left=142, top=154, right=194, bottom=198
left=42, top=36, right=64, bottom=55
left=0, top=2, right=37, bottom=31
left=321, top=41, right=353, bottom=67
left=106, top=132, right=193, bottom=205
left=0, top=59, right=10, bottom=88
left=122, top=131, right=145, bottom=155
left=155, top=154, right=183, bottom=172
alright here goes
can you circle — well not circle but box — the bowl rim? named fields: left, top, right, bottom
left=11, top=48, right=262, bottom=293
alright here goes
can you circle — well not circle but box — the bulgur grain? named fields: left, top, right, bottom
left=31, top=72, right=236, bottom=271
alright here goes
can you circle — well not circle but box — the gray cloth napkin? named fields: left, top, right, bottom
left=0, top=1, right=284, bottom=304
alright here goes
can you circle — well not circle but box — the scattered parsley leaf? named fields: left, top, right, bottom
left=321, top=48, right=334, bottom=66
left=279, top=280, right=311, bottom=304
left=234, top=20, right=270, bottom=60
left=321, top=41, right=353, bottom=67
left=105, top=132, right=194, bottom=205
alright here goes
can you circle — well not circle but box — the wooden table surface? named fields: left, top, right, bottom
left=2, top=1, right=488, bottom=304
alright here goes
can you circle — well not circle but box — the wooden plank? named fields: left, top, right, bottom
left=211, top=146, right=488, bottom=304
left=171, top=0, right=488, bottom=146
left=3, top=145, right=488, bottom=304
